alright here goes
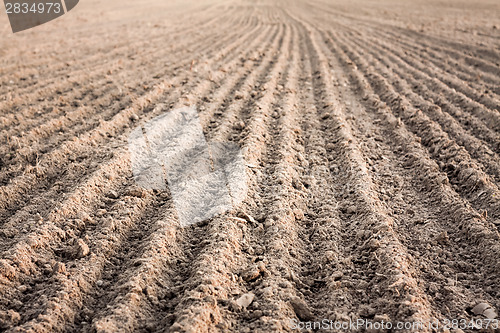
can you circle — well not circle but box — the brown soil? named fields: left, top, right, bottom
left=0, top=0, right=499, bottom=332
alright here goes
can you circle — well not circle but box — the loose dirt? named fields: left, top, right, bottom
left=0, top=0, right=499, bottom=332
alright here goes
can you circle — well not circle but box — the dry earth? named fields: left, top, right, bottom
left=0, top=0, right=499, bottom=332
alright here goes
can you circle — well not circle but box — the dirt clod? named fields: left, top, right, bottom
left=290, top=297, right=314, bottom=321
left=472, top=302, right=497, bottom=319
left=107, top=190, right=119, bottom=199
left=235, top=121, right=246, bottom=130
left=293, top=208, right=305, bottom=220
left=241, top=262, right=266, bottom=282
left=236, top=293, right=255, bottom=309
left=126, top=188, right=147, bottom=198
left=73, top=239, right=90, bottom=258
left=0, top=310, right=21, bottom=329
left=436, top=231, right=449, bottom=244
left=96, top=209, right=107, bottom=217
left=17, top=285, right=29, bottom=293
left=53, top=262, right=67, bottom=275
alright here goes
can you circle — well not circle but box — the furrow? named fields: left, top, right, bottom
left=348, top=33, right=500, bottom=156
left=0, top=2, right=246, bottom=115
left=356, top=30, right=500, bottom=133
left=327, top=29, right=500, bottom=222
left=1, top=15, right=274, bottom=331
left=381, top=27, right=500, bottom=79
left=0, top=5, right=233, bottom=98
left=165, top=17, right=295, bottom=333
left=315, top=12, right=500, bottom=92
left=316, top=24, right=500, bottom=325
left=335, top=31, right=500, bottom=184
left=0, top=7, right=245, bottom=135
left=320, top=23, right=500, bottom=275
left=288, top=12, right=438, bottom=329
left=0, top=9, right=263, bottom=225
left=78, top=20, right=280, bottom=333
left=0, top=10, right=262, bottom=185
left=375, top=28, right=500, bottom=93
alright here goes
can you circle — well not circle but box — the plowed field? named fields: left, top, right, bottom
left=0, top=0, right=499, bottom=332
